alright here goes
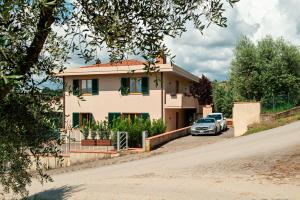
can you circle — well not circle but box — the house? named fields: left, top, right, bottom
left=58, top=58, right=200, bottom=132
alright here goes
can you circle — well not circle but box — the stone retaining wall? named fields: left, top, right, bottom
left=261, top=106, right=300, bottom=122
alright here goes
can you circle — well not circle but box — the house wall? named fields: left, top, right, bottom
left=64, top=73, right=163, bottom=126
left=203, top=105, right=213, bottom=117
left=163, top=72, right=193, bottom=94
left=163, top=72, right=199, bottom=131
left=165, top=109, right=186, bottom=132
left=64, top=71, right=199, bottom=132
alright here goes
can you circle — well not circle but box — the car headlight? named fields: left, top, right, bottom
left=208, top=125, right=215, bottom=130
left=191, top=127, right=196, bottom=131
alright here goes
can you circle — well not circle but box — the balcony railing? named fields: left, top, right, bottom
left=165, top=93, right=197, bottom=109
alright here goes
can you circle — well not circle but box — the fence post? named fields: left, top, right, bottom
left=126, top=132, right=128, bottom=150
left=142, top=131, right=148, bottom=151
left=117, top=131, right=120, bottom=152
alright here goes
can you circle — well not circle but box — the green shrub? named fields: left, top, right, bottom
left=150, top=119, right=167, bottom=136
left=111, top=117, right=166, bottom=147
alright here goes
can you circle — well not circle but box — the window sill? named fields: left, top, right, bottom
left=129, top=93, right=142, bottom=95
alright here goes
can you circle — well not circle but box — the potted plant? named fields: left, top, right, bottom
left=91, top=122, right=97, bottom=140
left=96, top=120, right=112, bottom=146
left=81, top=123, right=95, bottom=146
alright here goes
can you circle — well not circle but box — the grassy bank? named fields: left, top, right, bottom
left=245, top=113, right=300, bottom=135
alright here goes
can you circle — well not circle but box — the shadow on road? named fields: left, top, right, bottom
left=28, top=184, right=84, bottom=200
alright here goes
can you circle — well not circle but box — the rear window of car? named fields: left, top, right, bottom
left=207, top=114, right=222, bottom=120
left=196, top=118, right=215, bottom=123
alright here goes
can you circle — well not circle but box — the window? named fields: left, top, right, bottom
left=120, top=77, right=149, bottom=95
left=122, top=113, right=142, bottom=122
left=72, top=112, right=93, bottom=128
left=122, top=113, right=150, bottom=122
left=80, top=113, right=92, bottom=127
left=129, top=78, right=142, bottom=93
left=81, top=79, right=92, bottom=95
left=73, top=79, right=99, bottom=96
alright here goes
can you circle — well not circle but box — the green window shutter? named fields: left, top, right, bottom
left=73, top=79, right=79, bottom=96
left=90, top=114, right=95, bottom=125
left=141, top=113, right=150, bottom=120
left=92, top=79, right=99, bottom=95
left=142, top=77, right=149, bottom=95
left=108, top=112, right=121, bottom=125
left=120, top=77, right=129, bottom=95
left=72, top=112, right=80, bottom=128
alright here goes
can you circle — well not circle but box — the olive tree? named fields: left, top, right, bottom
left=229, top=36, right=300, bottom=110
left=0, top=0, right=239, bottom=197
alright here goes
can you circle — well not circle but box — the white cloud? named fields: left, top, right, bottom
left=163, top=0, right=300, bottom=80
left=64, top=0, right=300, bottom=81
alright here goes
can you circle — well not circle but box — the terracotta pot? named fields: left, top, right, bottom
left=81, top=139, right=96, bottom=146
left=96, top=139, right=111, bottom=146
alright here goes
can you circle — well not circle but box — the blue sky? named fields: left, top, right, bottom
left=64, top=0, right=300, bottom=81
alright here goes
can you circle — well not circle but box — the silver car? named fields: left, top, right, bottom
left=207, top=113, right=227, bottom=131
left=191, top=118, right=221, bottom=135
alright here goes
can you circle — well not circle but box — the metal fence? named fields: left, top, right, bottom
left=261, top=93, right=298, bottom=113
left=58, top=129, right=115, bottom=155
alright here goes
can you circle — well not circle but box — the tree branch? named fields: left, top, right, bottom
left=0, top=5, right=56, bottom=101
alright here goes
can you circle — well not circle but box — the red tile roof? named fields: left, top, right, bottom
left=80, top=59, right=145, bottom=68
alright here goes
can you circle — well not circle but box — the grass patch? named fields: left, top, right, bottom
left=245, top=113, right=300, bottom=135
left=262, top=103, right=295, bottom=114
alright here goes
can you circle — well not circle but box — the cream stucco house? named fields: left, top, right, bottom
left=58, top=58, right=200, bottom=132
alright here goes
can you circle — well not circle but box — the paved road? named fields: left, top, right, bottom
left=28, top=121, right=300, bottom=200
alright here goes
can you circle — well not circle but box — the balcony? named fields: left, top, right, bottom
left=165, top=93, right=198, bottom=109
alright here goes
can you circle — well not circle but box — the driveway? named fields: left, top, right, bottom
left=27, top=122, right=300, bottom=200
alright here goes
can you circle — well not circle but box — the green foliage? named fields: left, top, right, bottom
left=111, top=117, right=167, bottom=147
left=150, top=119, right=167, bottom=137
left=96, top=120, right=110, bottom=140
left=0, top=93, right=62, bottom=197
left=90, top=123, right=97, bottom=140
left=245, top=112, right=300, bottom=135
left=212, top=81, right=234, bottom=118
left=81, top=124, right=90, bottom=140
left=229, top=36, right=300, bottom=111
left=190, top=74, right=213, bottom=105
left=41, top=87, right=63, bottom=97
left=0, top=0, right=238, bottom=197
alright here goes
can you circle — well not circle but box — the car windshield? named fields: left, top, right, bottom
left=208, top=114, right=222, bottom=120
left=196, top=118, right=215, bottom=123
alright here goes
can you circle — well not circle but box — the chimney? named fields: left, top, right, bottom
left=156, top=51, right=167, bottom=64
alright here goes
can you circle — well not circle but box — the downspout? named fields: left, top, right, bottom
left=161, top=72, right=164, bottom=120
left=63, top=76, right=66, bottom=129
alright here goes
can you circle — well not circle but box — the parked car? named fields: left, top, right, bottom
left=207, top=113, right=227, bottom=131
left=191, top=118, right=221, bottom=135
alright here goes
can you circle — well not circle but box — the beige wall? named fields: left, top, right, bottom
left=203, top=105, right=212, bottom=118
left=165, top=109, right=186, bottom=132
left=233, top=102, right=261, bottom=137
left=64, top=73, right=163, bottom=126
left=163, top=72, right=192, bottom=94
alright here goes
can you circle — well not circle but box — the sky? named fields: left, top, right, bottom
left=65, top=0, right=300, bottom=81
